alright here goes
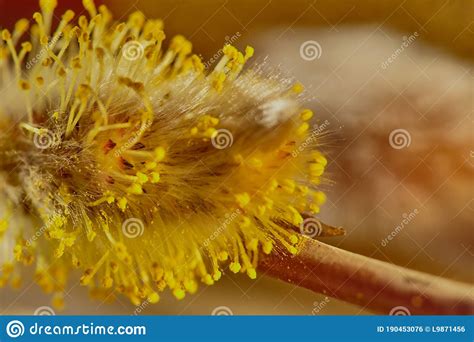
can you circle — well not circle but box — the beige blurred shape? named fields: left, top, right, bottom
left=250, top=24, right=473, bottom=284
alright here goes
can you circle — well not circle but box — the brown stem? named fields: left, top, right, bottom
left=259, top=237, right=474, bottom=315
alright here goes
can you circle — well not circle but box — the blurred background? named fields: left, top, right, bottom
left=1, top=0, right=472, bottom=315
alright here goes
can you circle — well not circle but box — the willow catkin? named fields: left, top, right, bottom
left=0, top=0, right=328, bottom=308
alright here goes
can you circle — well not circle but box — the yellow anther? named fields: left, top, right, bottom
left=71, top=57, right=81, bottom=69
left=40, top=35, right=49, bottom=46
left=234, top=51, right=244, bottom=65
left=264, top=197, right=274, bottom=209
left=147, top=292, right=160, bottom=304
left=145, top=161, right=157, bottom=170
left=222, top=44, right=238, bottom=58
left=13, top=244, right=22, bottom=261
left=247, top=238, right=259, bottom=251
left=298, top=185, right=309, bottom=196
left=184, top=279, right=198, bottom=294
left=290, top=234, right=299, bottom=244
left=85, top=192, right=115, bottom=207
left=115, top=23, right=126, bottom=33
left=212, top=72, right=226, bottom=92
left=282, top=179, right=296, bottom=194
left=292, top=82, right=304, bottom=94
left=268, top=179, right=279, bottom=192
left=235, top=192, right=250, bottom=207
left=56, top=66, right=66, bottom=76
left=247, top=157, right=263, bottom=169
left=63, top=10, right=75, bottom=22
left=128, top=10, right=145, bottom=28
left=297, top=122, right=309, bottom=135
left=19, top=80, right=30, bottom=90
left=80, top=270, right=93, bottom=286
left=289, top=246, right=298, bottom=255
left=209, top=116, right=219, bottom=126
left=309, top=203, right=320, bottom=214
left=136, top=172, right=149, bottom=184
left=170, top=35, right=192, bottom=54
left=0, top=219, right=8, bottom=233
left=213, top=271, right=222, bottom=281
left=190, top=55, right=204, bottom=73
left=39, top=0, right=58, bottom=12
left=33, top=12, right=44, bottom=25
left=204, top=127, right=216, bottom=138
left=82, top=0, right=97, bottom=17
left=287, top=205, right=303, bottom=226
left=263, top=241, right=273, bottom=254
left=150, top=172, right=160, bottom=184
left=309, top=163, right=325, bottom=176
left=154, top=147, right=165, bottom=161
left=300, top=109, right=313, bottom=121
left=244, top=46, right=254, bottom=60
left=173, top=288, right=186, bottom=300
left=71, top=255, right=81, bottom=268
left=78, top=16, right=89, bottom=30
left=313, top=191, right=327, bottom=205
left=313, top=152, right=327, bottom=166
left=233, top=154, right=244, bottom=164
left=21, top=42, right=32, bottom=52
left=101, top=276, right=113, bottom=289
left=14, top=19, right=30, bottom=34
left=127, top=183, right=143, bottom=195
left=1, top=30, right=11, bottom=41
left=203, top=274, right=214, bottom=285
left=229, top=262, right=241, bottom=273
left=240, top=216, right=251, bottom=228
left=247, top=268, right=257, bottom=279
left=218, top=251, right=228, bottom=261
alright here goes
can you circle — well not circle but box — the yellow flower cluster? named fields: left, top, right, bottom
left=0, top=0, right=327, bottom=308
